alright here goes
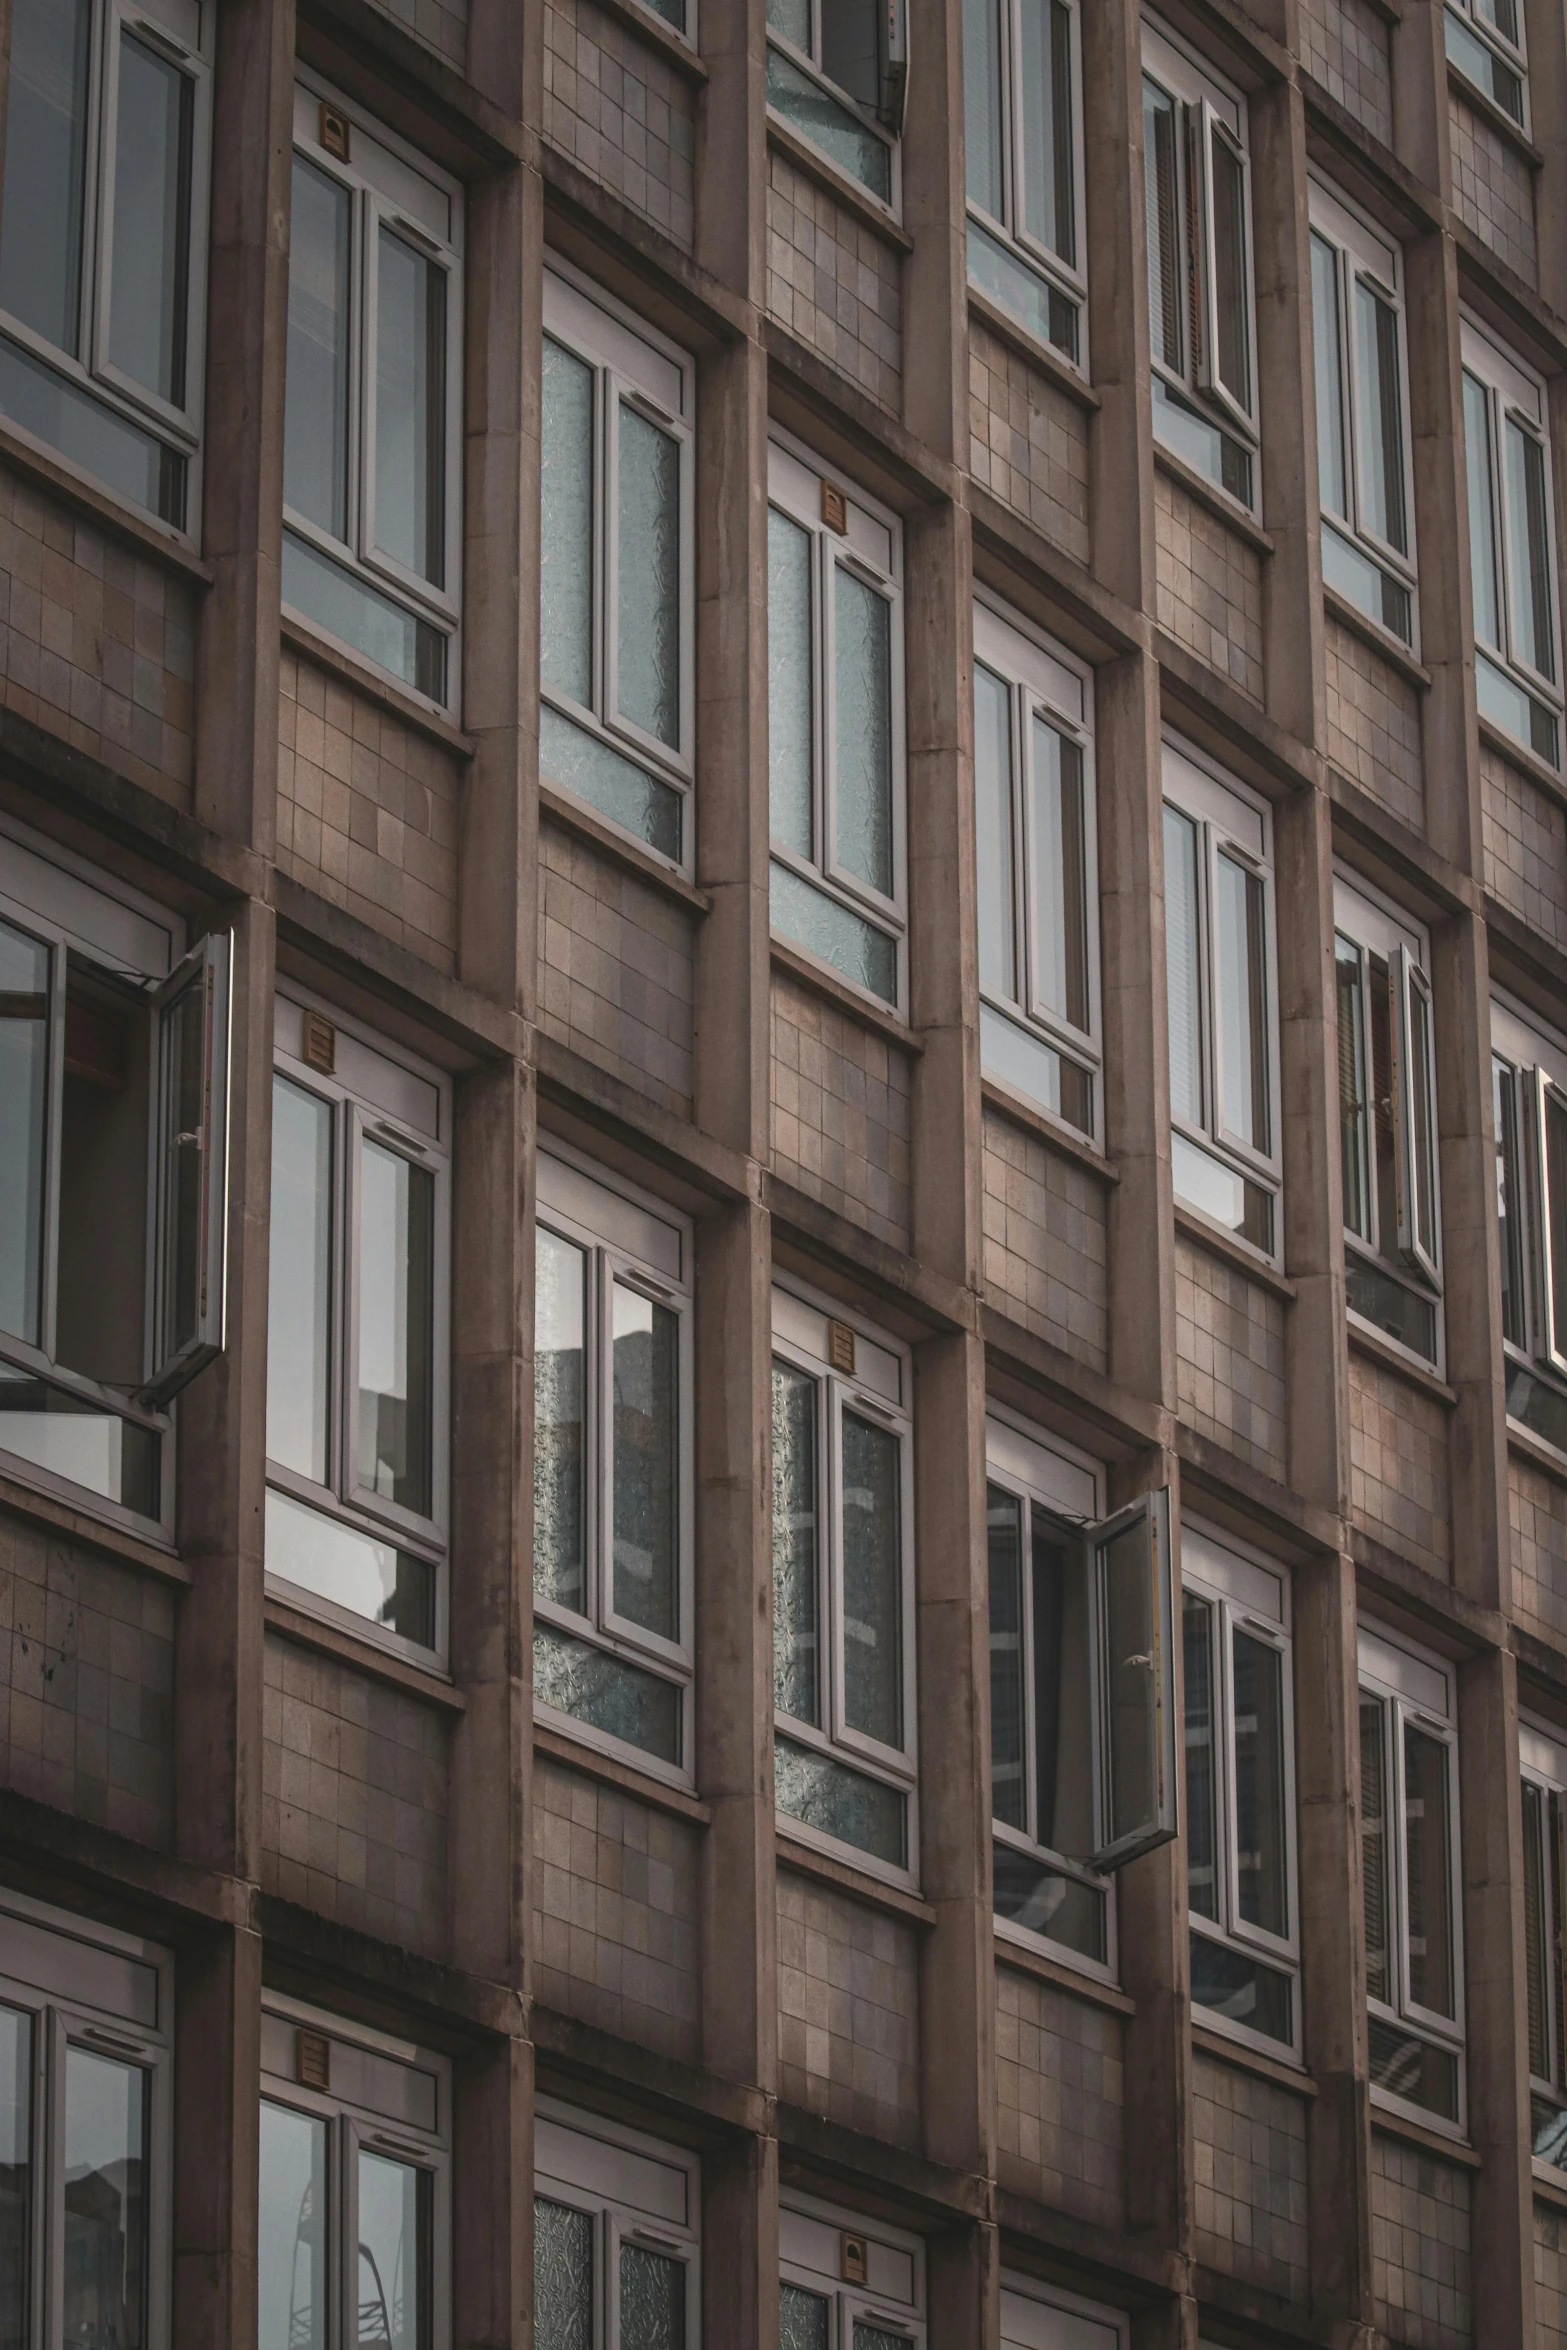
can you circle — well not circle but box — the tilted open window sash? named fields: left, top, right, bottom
left=880, top=0, right=909, bottom=133
left=1196, top=104, right=1252, bottom=437
left=1093, top=1485, right=1178, bottom=1870
left=144, top=930, right=232, bottom=1404
left=1390, top=946, right=1440, bottom=1288
left=1531, top=1066, right=1567, bottom=1376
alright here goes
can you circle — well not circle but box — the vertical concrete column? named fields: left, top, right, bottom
left=173, top=1922, right=264, bottom=2350
left=1523, top=0, right=1567, bottom=312
left=1392, top=0, right=1453, bottom=192
left=1406, top=230, right=1480, bottom=874
left=1081, top=0, right=1156, bottom=615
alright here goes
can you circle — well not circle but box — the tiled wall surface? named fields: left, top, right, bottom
left=1175, top=1235, right=1288, bottom=1483
left=539, top=817, right=697, bottom=1119
left=1510, top=1452, right=1567, bottom=1647
left=981, top=1106, right=1109, bottom=1370
left=1449, top=95, right=1537, bottom=285
left=1370, top=2132, right=1473, bottom=2350
left=1325, top=617, right=1425, bottom=834
left=1349, top=1346, right=1453, bottom=1576
left=0, top=1518, right=173, bottom=1848
left=766, top=146, right=901, bottom=411
left=543, top=0, right=694, bottom=249
left=277, top=650, right=461, bottom=969
left=967, top=319, right=1091, bottom=566
left=0, top=465, right=194, bottom=810
left=260, top=1634, right=450, bottom=1960
left=1298, top=0, right=1393, bottom=140
left=366, top=0, right=466, bottom=69
left=1154, top=468, right=1264, bottom=702
left=1192, top=2050, right=1309, bottom=2302
left=777, top=1867, right=920, bottom=2147
left=771, top=971, right=913, bottom=1249
left=531, top=1756, right=701, bottom=2061
left=995, top=1965, right=1125, bottom=2231
left=1481, top=744, right=1567, bottom=953
left=1538, top=2201, right=1567, bottom=2350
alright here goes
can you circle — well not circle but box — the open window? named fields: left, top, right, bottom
left=1462, top=315, right=1562, bottom=772
left=963, top=0, right=1087, bottom=366
left=1520, top=1719, right=1567, bottom=2171
left=534, top=2102, right=700, bottom=2350
left=781, top=2192, right=925, bottom=2350
left=1490, top=993, right=1567, bottom=1455
left=765, top=0, right=905, bottom=205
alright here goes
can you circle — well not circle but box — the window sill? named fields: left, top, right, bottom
left=1369, top=2092, right=1477, bottom=2163
left=0, top=415, right=213, bottom=584
left=1347, top=1314, right=1455, bottom=1404
left=980, top=1074, right=1116, bottom=1182
left=1191, top=2018, right=1313, bottom=2093
left=280, top=612, right=475, bottom=759
left=1445, top=59, right=1542, bottom=167
left=1175, top=1202, right=1296, bottom=1300
left=534, top=1719, right=711, bottom=1825
left=965, top=286, right=1097, bottom=410
left=589, top=0, right=708, bottom=83
left=1321, top=582, right=1430, bottom=689
left=776, top=1824, right=936, bottom=1926
left=764, top=114, right=912, bottom=250
left=0, top=1466, right=188, bottom=1584
left=770, top=935, right=921, bottom=1053
left=993, top=1927, right=1133, bottom=2015
left=263, top=1590, right=467, bottom=1711
left=1477, top=711, right=1566, bottom=810
left=539, top=781, right=711, bottom=914
left=1152, top=443, right=1271, bottom=556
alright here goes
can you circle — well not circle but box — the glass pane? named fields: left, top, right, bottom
left=375, top=230, right=445, bottom=589
left=780, top=2283, right=831, bottom=2350
left=1190, top=1931, right=1293, bottom=2045
left=772, top=1360, right=820, bottom=1724
left=0, top=332, right=184, bottom=523
left=769, top=863, right=898, bottom=1005
left=533, top=1621, right=682, bottom=1764
left=265, top=1486, right=437, bottom=1648
left=619, top=2244, right=683, bottom=2350
left=1368, top=951, right=1399, bottom=1268
left=841, top=1409, right=902, bottom=1749
left=55, top=969, right=149, bottom=1387
left=1536, top=2091, right=1567, bottom=2168
left=963, top=0, right=1004, bottom=217
left=821, top=0, right=881, bottom=111
left=1494, top=1060, right=1526, bottom=1349
left=1336, top=938, right=1370, bottom=1243
left=966, top=220, right=1079, bottom=361
left=1163, top=803, right=1203, bottom=1128
left=1506, top=417, right=1556, bottom=684
left=357, top=2150, right=430, bottom=2350
left=285, top=158, right=353, bottom=544
left=539, top=705, right=682, bottom=863
left=1217, top=852, right=1269, bottom=1155
left=1143, top=80, right=1181, bottom=375
left=0, top=0, right=91, bottom=355
left=981, top=1001, right=1096, bottom=1133
left=0, top=916, right=49, bottom=1348
left=974, top=662, right=1017, bottom=1005
left=533, top=2199, right=592, bottom=2350
left=540, top=337, right=595, bottom=708
left=63, top=2046, right=147, bottom=2350
left=612, top=1284, right=679, bottom=1642
left=768, top=507, right=815, bottom=859
left=1367, top=2013, right=1459, bottom=2121
left=108, top=36, right=193, bottom=406
left=992, top=1842, right=1106, bottom=1962
left=617, top=405, right=682, bottom=748
left=1210, top=127, right=1250, bottom=414
left=1020, top=0, right=1075, bottom=267
left=1360, top=1694, right=1391, bottom=2005
left=1031, top=718, right=1089, bottom=1033
left=158, top=959, right=209, bottom=1366
left=988, top=1485, right=1027, bottom=1830
left=855, top=2325, right=914, bottom=2350
left=1311, top=234, right=1348, bottom=520
left=1233, top=1627, right=1288, bottom=1937
left=774, top=1731, right=905, bottom=1866
left=1345, top=1252, right=1438, bottom=1364
left=1170, top=1130, right=1274, bottom=1253
left=1356, top=281, right=1406, bottom=556
left=0, top=2006, right=30, bottom=2350
left=0, top=1361, right=159, bottom=1518
left=1404, top=1722, right=1455, bottom=2019
left=834, top=569, right=894, bottom=898
left=1031, top=1523, right=1095, bottom=1860
left=1183, top=1593, right=1219, bottom=1923
left=765, top=46, right=891, bottom=202
left=768, top=0, right=811, bottom=38
left=267, top=1077, right=333, bottom=1484
left=258, top=2100, right=328, bottom=2350
left=357, top=1140, right=435, bottom=1518
left=282, top=530, right=446, bottom=703
left=534, top=1228, right=588, bottom=1615
left=1523, top=1778, right=1549, bottom=2080
left=1406, top=973, right=1437, bottom=1265
left=1152, top=370, right=1252, bottom=505
left=1099, top=1511, right=1161, bottom=1850
left=1547, top=1089, right=1567, bottom=1359
left=1463, top=371, right=1501, bottom=654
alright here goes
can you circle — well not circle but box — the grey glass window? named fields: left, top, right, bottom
left=1463, top=331, right=1562, bottom=768
left=1520, top=1746, right=1567, bottom=2168
left=1490, top=1013, right=1567, bottom=1453
left=1310, top=195, right=1417, bottom=647
left=1444, top=0, right=1526, bottom=123
left=765, top=0, right=901, bottom=203
left=258, top=2102, right=328, bottom=2350
left=963, top=0, right=1083, bottom=363
left=0, top=2005, right=30, bottom=2350
left=63, top=2046, right=148, bottom=2350
left=534, top=2200, right=593, bottom=2350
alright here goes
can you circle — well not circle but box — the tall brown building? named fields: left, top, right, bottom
left=2, top=0, right=1567, bottom=2342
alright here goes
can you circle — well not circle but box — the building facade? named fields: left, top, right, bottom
left=1, top=0, right=1566, bottom=2344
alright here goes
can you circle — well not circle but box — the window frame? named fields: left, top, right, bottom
left=1490, top=991, right=1567, bottom=1455
left=765, top=0, right=904, bottom=213
left=1444, top=0, right=1529, bottom=129
left=963, top=0, right=1089, bottom=372
left=1461, top=314, right=1563, bottom=772
left=1520, top=1716, right=1567, bottom=2173
left=532, top=1143, right=696, bottom=1789
left=533, top=2099, right=701, bottom=2350
left=1000, top=2273, right=1129, bottom=2350
left=780, top=2189, right=926, bottom=2350
left=284, top=73, right=464, bottom=715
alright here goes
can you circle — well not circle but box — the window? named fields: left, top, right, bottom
left=1001, top=2276, right=1128, bottom=2350
left=534, top=2103, right=698, bottom=2350
left=963, top=0, right=1086, bottom=366
left=780, top=2193, right=924, bottom=2350
left=1162, top=742, right=1280, bottom=1257
left=1521, top=1720, right=1567, bottom=2169
left=987, top=1414, right=1177, bottom=1974
left=1445, top=0, right=1527, bottom=126
left=0, top=0, right=209, bottom=529
left=973, top=596, right=1100, bottom=1141
left=266, top=991, right=450, bottom=1660
left=1141, top=18, right=1259, bottom=510
left=533, top=1149, right=693, bottom=1781
left=1334, top=874, right=1442, bottom=1367
left=540, top=267, right=695, bottom=870
left=284, top=80, right=462, bottom=710
left=764, top=0, right=905, bottom=206
left=1359, top=1623, right=1465, bottom=2128
left=0, top=1889, right=171, bottom=2350
left=1492, top=993, right=1567, bottom=1455
left=772, top=1284, right=915, bottom=1880
left=0, top=822, right=231, bottom=1535
left=259, top=1998, right=448, bottom=2350
left=1308, top=179, right=1417, bottom=649
left=1182, top=1526, right=1298, bottom=2056
left=768, top=438, right=906, bottom=1010
left=1463, top=316, right=1561, bottom=769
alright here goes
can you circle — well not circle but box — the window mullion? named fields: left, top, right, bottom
left=1019, top=1494, right=1040, bottom=1851
left=595, top=1244, right=614, bottom=1638
left=355, top=191, right=377, bottom=571
left=335, top=1099, right=359, bottom=1510
left=40, top=940, right=65, bottom=1367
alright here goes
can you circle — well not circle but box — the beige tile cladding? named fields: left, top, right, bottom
left=539, top=819, right=696, bottom=1119
left=981, top=1106, right=1108, bottom=1370
left=1175, top=1235, right=1288, bottom=1482
left=1450, top=93, right=1537, bottom=285
left=967, top=318, right=1090, bottom=565
left=544, top=0, right=695, bottom=250
left=767, top=146, right=901, bottom=411
left=0, top=464, right=193, bottom=808
left=1192, top=2050, right=1309, bottom=2302
left=0, top=1514, right=173, bottom=1848
left=261, top=1633, right=450, bottom=1960
left=1510, top=1452, right=1567, bottom=1645
left=531, top=1756, right=700, bottom=2061
left=1370, top=2132, right=1473, bottom=2350
left=1298, top=0, right=1393, bottom=139
left=1325, top=617, right=1425, bottom=833
left=1349, top=1346, right=1453, bottom=1576
left=277, top=650, right=460, bottom=970
left=777, top=1867, right=920, bottom=2146
left=1154, top=468, right=1264, bottom=702
left=1538, top=2200, right=1567, bottom=2350
left=771, top=971, right=912, bottom=1249
left=364, top=0, right=466, bottom=68
left=995, top=1964, right=1125, bottom=2230
left=1481, top=743, right=1567, bottom=953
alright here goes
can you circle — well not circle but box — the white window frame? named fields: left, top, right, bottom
left=1492, top=992, right=1567, bottom=1454
left=285, top=73, right=464, bottom=713
left=1000, top=2272, right=1129, bottom=2350
left=1462, top=314, right=1563, bottom=772
left=765, top=0, right=904, bottom=212
left=0, top=1887, right=173, bottom=2350
left=964, top=0, right=1089, bottom=372
left=973, top=593, right=1101, bottom=1145
left=534, top=2099, right=701, bottom=2350
left=768, top=432, right=908, bottom=1016
left=540, top=260, right=697, bottom=875
left=1358, top=1621, right=1467, bottom=2136
left=267, top=984, right=452, bottom=1666
left=1182, top=1522, right=1301, bottom=2062
left=1520, top=1715, right=1567, bottom=2174
left=0, top=0, right=212, bottom=535
left=259, top=1992, right=451, bottom=2350
left=780, top=2190, right=925, bottom=2350
left=532, top=1142, right=695, bottom=1788
left=1444, top=0, right=1529, bottom=130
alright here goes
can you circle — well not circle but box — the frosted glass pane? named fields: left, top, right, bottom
left=376, top=229, right=446, bottom=589
left=772, top=1358, right=820, bottom=1724
left=841, top=1410, right=901, bottom=1748
left=617, top=405, right=681, bottom=747
left=539, top=704, right=682, bottom=861
left=108, top=35, right=193, bottom=405
left=974, top=662, right=1017, bottom=1004
left=534, top=1228, right=587, bottom=1614
left=541, top=338, right=594, bottom=706
left=767, top=0, right=810, bottom=41
left=1163, top=803, right=1203, bottom=1127
left=259, top=2102, right=327, bottom=2350
left=0, top=0, right=90, bottom=356
left=964, top=0, right=1004, bottom=217
left=533, top=2199, right=592, bottom=2350
left=533, top=1623, right=681, bottom=1764
left=0, top=916, right=48, bottom=1348
left=285, top=158, right=352, bottom=542
left=854, top=2327, right=914, bottom=2350
left=834, top=568, right=894, bottom=897
left=619, top=2245, right=684, bottom=2350
left=267, top=1077, right=333, bottom=1484
left=1311, top=235, right=1347, bottom=520
left=357, top=2149, right=430, bottom=2350
left=770, top=863, right=898, bottom=1003
left=768, top=507, right=814, bottom=857
left=781, top=2285, right=830, bottom=2350
left=357, top=1140, right=435, bottom=1517
left=774, top=1732, right=905, bottom=1864
left=612, top=1284, right=679, bottom=1642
